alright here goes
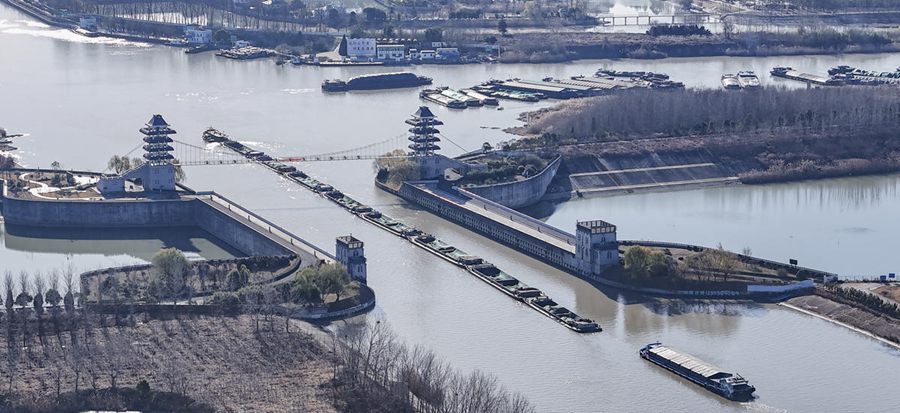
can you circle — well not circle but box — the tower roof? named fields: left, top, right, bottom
left=414, top=106, right=435, bottom=119
left=147, top=114, right=170, bottom=128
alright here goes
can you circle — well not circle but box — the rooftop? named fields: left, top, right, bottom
left=577, top=220, right=616, bottom=234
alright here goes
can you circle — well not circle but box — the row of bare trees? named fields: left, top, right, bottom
left=524, top=86, right=900, bottom=141
left=333, top=321, right=535, bottom=413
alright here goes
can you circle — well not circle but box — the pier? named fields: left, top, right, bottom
left=208, top=129, right=603, bottom=332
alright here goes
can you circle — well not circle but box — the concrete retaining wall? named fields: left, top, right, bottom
left=191, top=200, right=290, bottom=257
left=395, top=181, right=583, bottom=274
left=463, top=156, right=561, bottom=209
left=0, top=193, right=291, bottom=258
left=0, top=196, right=196, bottom=227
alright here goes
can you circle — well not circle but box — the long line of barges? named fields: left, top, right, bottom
left=202, top=128, right=602, bottom=333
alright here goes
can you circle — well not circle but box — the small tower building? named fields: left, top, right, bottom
left=575, top=220, right=618, bottom=276
left=336, top=235, right=367, bottom=284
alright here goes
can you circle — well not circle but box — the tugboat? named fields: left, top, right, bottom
left=737, top=71, right=761, bottom=89
left=721, top=74, right=741, bottom=90
left=640, top=342, right=756, bottom=401
left=321, top=79, right=350, bottom=92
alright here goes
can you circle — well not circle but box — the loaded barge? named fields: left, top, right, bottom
left=640, top=342, right=756, bottom=401
left=322, top=72, right=433, bottom=92
left=205, top=129, right=600, bottom=333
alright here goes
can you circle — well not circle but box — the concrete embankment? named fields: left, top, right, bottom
left=463, top=156, right=562, bottom=209
left=781, top=295, right=900, bottom=349
left=544, top=151, right=746, bottom=201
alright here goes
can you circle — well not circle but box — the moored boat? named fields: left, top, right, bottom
left=721, top=74, right=741, bottom=90
left=736, top=71, right=760, bottom=88
left=640, top=342, right=756, bottom=401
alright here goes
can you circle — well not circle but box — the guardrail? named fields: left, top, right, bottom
left=195, top=191, right=335, bottom=261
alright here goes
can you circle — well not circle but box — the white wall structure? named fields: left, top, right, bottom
left=376, top=44, right=406, bottom=61
left=185, top=27, right=213, bottom=45
left=348, top=38, right=376, bottom=60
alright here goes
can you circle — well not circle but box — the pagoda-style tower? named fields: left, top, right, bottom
left=140, top=114, right=176, bottom=165
left=406, top=106, right=442, bottom=157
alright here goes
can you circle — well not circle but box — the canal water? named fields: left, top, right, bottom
left=2, top=5, right=899, bottom=412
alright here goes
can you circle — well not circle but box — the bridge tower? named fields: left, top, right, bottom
left=406, top=106, right=442, bottom=157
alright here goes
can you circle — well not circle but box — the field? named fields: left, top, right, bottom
left=1, top=314, right=336, bottom=412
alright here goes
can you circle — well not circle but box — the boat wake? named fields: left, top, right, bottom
left=281, top=88, right=315, bottom=95
left=740, top=402, right=788, bottom=413
left=0, top=20, right=147, bottom=47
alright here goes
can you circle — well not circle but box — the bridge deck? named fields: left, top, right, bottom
left=419, top=185, right=577, bottom=254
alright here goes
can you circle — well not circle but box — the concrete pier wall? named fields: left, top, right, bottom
left=395, top=181, right=584, bottom=274
left=0, top=196, right=196, bottom=227
left=0, top=193, right=295, bottom=258
left=463, top=156, right=561, bottom=209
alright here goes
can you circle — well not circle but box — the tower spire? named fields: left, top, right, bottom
left=405, top=106, right=442, bottom=157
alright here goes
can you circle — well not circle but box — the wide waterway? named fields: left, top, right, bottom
left=2, top=5, right=899, bottom=412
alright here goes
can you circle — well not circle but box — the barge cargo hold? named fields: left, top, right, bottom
left=770, top=67, right=841, bottom=86
left=640, top=342, right=756, bottom=401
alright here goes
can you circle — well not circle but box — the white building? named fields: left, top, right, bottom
left=78, top=16, right=98, bottom=31
left=348, top=38, right=376, bottom=60
left=419, top=50, right=436, bottom=60
left=185, top=27, right=213, bottom=45
left=436, top=47, right=460, bottom=61
left=376, top=44, right=406, bottom=62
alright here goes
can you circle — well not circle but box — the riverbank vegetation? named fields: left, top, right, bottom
left=619, top=244, right=775, bottom=289
left=495, top=28, right=897, bottom=62
left=375, top=149, right=420, bottom=188
left=821, top=284, right=900, bottom=320
left=514, top=87, right=900, bottom=184
left=1, top=270, right=532, bottom=411
left=81, top=249, right=296, bottom=304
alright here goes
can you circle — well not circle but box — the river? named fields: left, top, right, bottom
left=1, top=4, right=899, bottom=412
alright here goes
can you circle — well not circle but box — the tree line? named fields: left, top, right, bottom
left=823, top=284, right=900, bottom=319
left=333, top=321, right=535, bottom=413
left=524, top=86, right=900, bottom=141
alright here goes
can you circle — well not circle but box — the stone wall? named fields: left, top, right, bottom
left=462, top=156, right=561, bottom=209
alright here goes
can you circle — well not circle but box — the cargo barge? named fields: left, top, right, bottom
left=770, top=67, right=842, bottom=86
left=419, top=89, right=467, bottom=109
left=640, top=342, right=756, bottom=401
left=322, top=72, right=433, bottom=92
left=461, top=89, right=499, bottom=106
left=209, top=131, right=600, bottom=333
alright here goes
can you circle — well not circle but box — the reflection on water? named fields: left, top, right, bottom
left=545, top=174, right=900, bottom=276
left=0, top=223, right=238, bottom=282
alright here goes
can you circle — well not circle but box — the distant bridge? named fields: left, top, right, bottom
left=166, top=132, right=470, bottom=167
left=594, top=13, right=716, bottom=26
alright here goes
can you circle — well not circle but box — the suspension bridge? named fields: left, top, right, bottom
left=111, top=131, right=471, bottom=170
